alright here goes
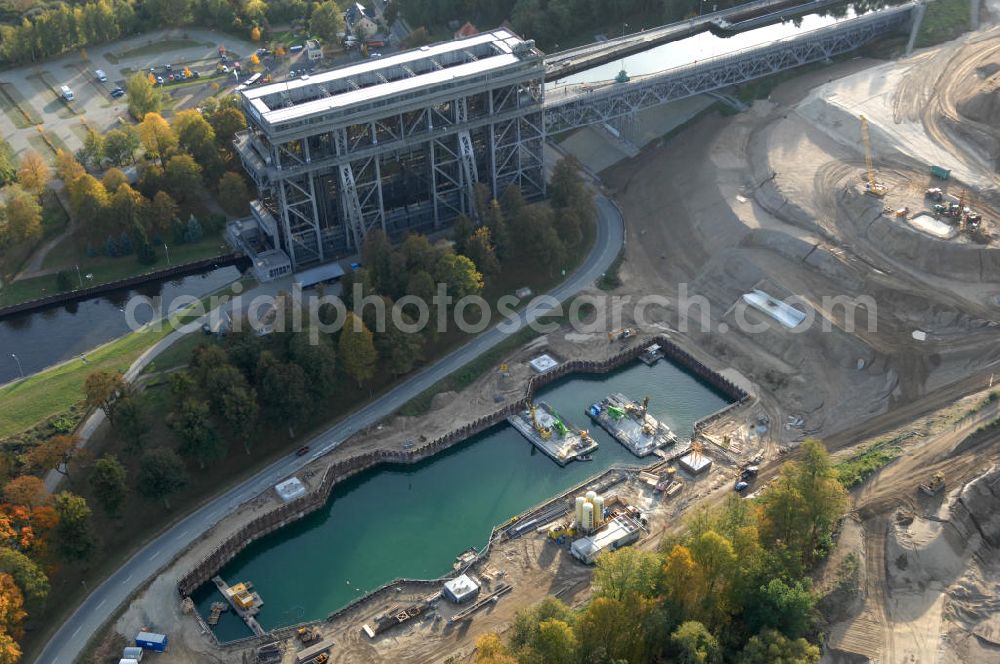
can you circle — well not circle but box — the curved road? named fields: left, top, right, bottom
left=36, top=195, right=624, bottom=664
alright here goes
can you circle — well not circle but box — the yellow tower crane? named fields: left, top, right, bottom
left=860, top=115, right=888, bottom=197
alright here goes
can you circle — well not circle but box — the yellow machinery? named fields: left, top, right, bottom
left=860, top=115, right=887, bottom=197
left=530, top=404, right=552, bottom=440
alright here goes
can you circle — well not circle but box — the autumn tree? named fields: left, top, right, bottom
left=126, top=71, right=163, bottom=119
left=592, top=546, right=661, bottom=601
left=137, top=449, right=188, bottom=508
left=172, top=109, right=220, bottom=177
left=108, top=184, right=148, bottom=236
left=112, top=396, right=148, bottom=451
left=377, top=318, right=423, bottom=376
left=149, top=190, right=179, bottom=238
left=26, top=435, right=78, bottom=478
left=15, top=150, right=49, bottom=194
left=2, top=477, right=45, bottom=509
left=0, top=548, right=48, bottom=611
left=218, top=171, right=250, bottom=216
left=88, top=455, right=127, bottom=516
left=738, top=628, right=820, bottom=664
left=102, top=126, right=140, bottom=166
left=339, top=312, right=377, bottom=387
left=67, top=174, right=110, bottom=238
left=310, top=1, right=345, bottom=43
left=163, top=153, right=203, bottom=204
left=255, top=352, right=312, bottom=427
left=0, top=573, right=26, bottom=642
left=101, top=167, right=129, bottom=193
left=208, top=106, right=246, bottom=147
left=137, top=112, right=177, bottom=164
left=52, top=491, right=94, bottom=561
left=464, top=226, right=500, bottom=277
left=76, top=129, right=104, bottom=169
left=84, top=370, right=129, bottom=424
left=250, top=25, right=261, bottom=41
left=287, top=331, right=337, bottom=398
left=434, top=253, right=483, bottom=299
left=170, top=399, right=224, bottom=469
left=4, top=186, right=41, bottom=244
left=473, top=633, right=518, bottom=664
left=671, top=620, right=721, bottom=664
left=759, top=439, right=847, bottom=570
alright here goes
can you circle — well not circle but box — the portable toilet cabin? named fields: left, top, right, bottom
left=123, top=646, right=144, bottom=660
left=119, top=660, right=139, bottom=664
left=135, top=631, right=168, bottom=652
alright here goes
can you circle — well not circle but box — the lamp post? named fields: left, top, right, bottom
left=163, top=243, right=171, bottom=266
left=10, top=354, right=23, bottom=379
left=75, top=264, right=83, bottom=288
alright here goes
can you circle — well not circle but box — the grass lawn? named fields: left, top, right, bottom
left=112, top=38, right=213, bottom=62
left=0, top=83, right=42, bottom=127
left=0, top=327, right=169, bottom=439
left=917, top=0, right=970, bottom=47
left=0, top=231, right=229, bottom=308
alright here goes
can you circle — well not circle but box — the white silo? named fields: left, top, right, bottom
left=592, top=494, right=605, bottom=526
left=582, top=502, right=594, bottom=533
left=586, top=490, right=597, bottom=503
left=575, top=496, right=586, bottom=528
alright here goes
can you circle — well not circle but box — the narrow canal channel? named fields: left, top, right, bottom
left=0, top=265, right=243, bottom=383
left=194, top=358, right=732, bottom=640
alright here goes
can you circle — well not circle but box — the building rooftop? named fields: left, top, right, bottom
left=570, top=515, right=641, bottom=561
left=241, top=28, right=540, bottom=128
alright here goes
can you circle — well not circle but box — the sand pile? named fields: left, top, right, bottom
left=887, top=511, right=965, bottom=591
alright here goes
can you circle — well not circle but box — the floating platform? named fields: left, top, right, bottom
left=508, top=401, right=598, bottom=466
left=639, top=344, right=664, bottom=366
left=212, top=576, right=265, bottom=636
left=587, top=393, right=678, bottom=457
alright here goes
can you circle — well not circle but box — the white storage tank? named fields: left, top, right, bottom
left=575, top=496, right=586, bottom=527
left=582, top=502, right=594, bottom=532
left=586, top=490, right=597, bottom=502
left=593, top=495, right=605, bottom=526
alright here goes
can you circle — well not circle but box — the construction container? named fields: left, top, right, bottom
left=930, top=165, right=951, bottom=180
left=122, top=646, right=144, bottom=660
left=135, top=631, right=168, bottom=652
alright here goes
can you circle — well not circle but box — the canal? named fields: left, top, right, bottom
left=194, top=358, right=732, bottom=641
left=547, top=3, right=869, bottom=87
left=0, top=265, right=243, bottom=384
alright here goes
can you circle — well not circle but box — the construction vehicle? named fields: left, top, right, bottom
left=860, top=115, right=888, bottom=197
left=895, top=207, right=909, bottom=219
left=919, top=472, right=945, bottom=496
left=606, top=405, right=626, bottom=420
left=312, top=654, right=329, bottom=664
left=297, top=626, right=320, bottom=643
left=925, top=187, right=944, bottom=202
left=608, top=327, right=635, bottom=342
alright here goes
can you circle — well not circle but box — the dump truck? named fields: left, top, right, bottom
left=920, top=472, right=945, bottom=496
left=931, top=165, right=951, bottom=180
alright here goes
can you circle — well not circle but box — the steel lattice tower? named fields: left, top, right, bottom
left=235, top=29, right=546, bottom=270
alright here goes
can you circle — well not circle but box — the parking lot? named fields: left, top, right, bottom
left=0, top=28, right=263, bottom=159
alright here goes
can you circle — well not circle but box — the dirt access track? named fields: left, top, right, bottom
left=93, top=8, right=1000, bottom=664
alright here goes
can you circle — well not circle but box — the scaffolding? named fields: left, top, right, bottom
left=235, top=29, right=546, bottom=270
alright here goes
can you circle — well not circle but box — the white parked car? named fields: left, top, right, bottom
left=95, top=69, right=107, bottom=81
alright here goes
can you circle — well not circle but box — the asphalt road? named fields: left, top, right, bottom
left=35, top=195, right=624, bottom=664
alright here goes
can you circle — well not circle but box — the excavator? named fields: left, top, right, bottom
left=920, top=472, right=945, bottom=496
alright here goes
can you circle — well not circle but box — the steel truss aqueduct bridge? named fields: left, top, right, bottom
left=233, top=3, right=917, bottom=272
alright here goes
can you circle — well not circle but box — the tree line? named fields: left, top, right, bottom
left=475, top=440, right=849, bottom=664
left=0, top=0, right=329, bottom=65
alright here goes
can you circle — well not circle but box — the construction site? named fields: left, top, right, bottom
left=84, top=0, right=1000, bottom=662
